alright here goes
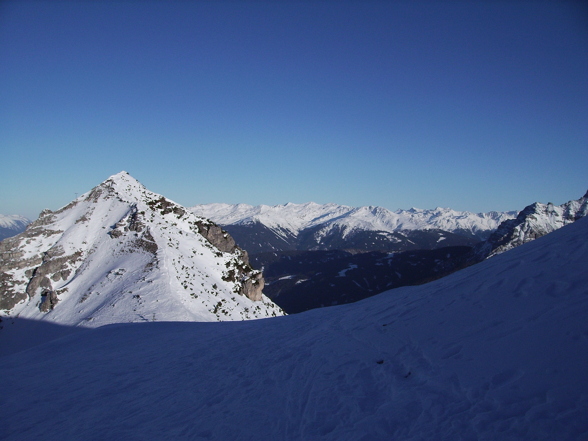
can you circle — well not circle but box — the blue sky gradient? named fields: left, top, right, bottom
left=1, top=1, right=587, bottom=219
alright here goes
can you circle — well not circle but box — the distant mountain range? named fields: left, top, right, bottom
left=190, top=202, right=517, bottom=254
left=0, top=214, right=30, bottom=241
left=193, top=192, right=588, bottom=313
left=3, top=180, right=586, bottom=318
left=0, top=172, right=283, bottom=335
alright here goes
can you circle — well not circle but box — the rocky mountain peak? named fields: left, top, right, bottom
left=473, top=191, right=588, bottom=259
left=0, top=172, right=283, bottom=326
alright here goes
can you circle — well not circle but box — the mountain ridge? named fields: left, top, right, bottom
left=191, top=202, right=517, bottom=254
left=0, top=171, right=283, bottom=329
left=191, top=201, right=516, bottom=236
left=474, top=190, right=588, bottom=259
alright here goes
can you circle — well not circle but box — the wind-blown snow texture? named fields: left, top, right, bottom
left=191, top=202, right=516, bottom=240
left=1, top=217, right=586, bottom=440
left=0, top=172, right=282, bottom=331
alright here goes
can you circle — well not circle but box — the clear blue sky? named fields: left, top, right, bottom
left=1, top=1, right=587, bottom=220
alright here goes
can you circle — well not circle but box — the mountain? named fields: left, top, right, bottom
left=191, top=202, right=516, bottom=313
left=474, top=190, right=588, bottom=259
left=191, top=202, right=517, bottom=254
left=0, top=214, right=30, bottom=241
left=0, top=172, right=283, bottom=333
left=1, top=216, right=586, bottom=440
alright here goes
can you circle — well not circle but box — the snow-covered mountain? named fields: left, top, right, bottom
left=0, top=172, right=283, bottom=329
left=475, top=190, right=588, bottom=259
left=190, top=202, right=517, bottom=253
left=1, top=214, right=586, bottom=440
left=0, top=214, right=30, bottom=241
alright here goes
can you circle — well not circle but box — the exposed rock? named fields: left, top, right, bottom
left=241, top=271, right=264, bottom=302
left=195, top=220, right=238, bottom=254
left=473, top=191, right=588, bottom=260
left=0, top=272, right=27, bottom=311
left=39, top=290, right=59, bottom=312
left=146, top=196, right=186, bottom=218
left=25, top=249, right=83, bottom=299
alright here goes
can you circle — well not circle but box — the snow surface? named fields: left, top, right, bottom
left=1, top=216, right=587, bottom=440
left=191, top=202, right=517, bottom=239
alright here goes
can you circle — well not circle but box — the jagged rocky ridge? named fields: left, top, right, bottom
left=474, top=190, right=588, bottom=259
left=0, top=172, right=283, bottom=326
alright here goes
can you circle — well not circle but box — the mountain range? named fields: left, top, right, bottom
left=1, top=209, right=586, bottom=440
left=0, top=214, right=30, bottom=241
left=4, top=182, right=586, bottom=318
left=192, top=192, right=588, bottom=313
left=191, top=202, right=517, bottom=254
left=0, top=172, right=283, bottom=342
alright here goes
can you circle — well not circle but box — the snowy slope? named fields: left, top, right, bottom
left=1, top=217, right=586, bottom=440
left=0, top=172, right=283, bottom=330
left=0, top=214, right=29, bottom=241
left=191, top=202, right=516, bottom=239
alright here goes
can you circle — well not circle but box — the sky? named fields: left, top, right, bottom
left=1, top=0, right=587, bottom=220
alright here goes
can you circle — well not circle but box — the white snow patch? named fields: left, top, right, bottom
left=337, top=263, right=358, bottom=277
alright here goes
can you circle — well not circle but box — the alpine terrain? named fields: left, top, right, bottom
left=0, top=172, right=283, bottom=345
left=474, top=190, right=588, bottom=259
left=1, top=213, right=586, bottom=440
left=0, top=214, right=30, bottom=241
left=191, top=202, right=517, bottom=254
left=192, top=194, right=587, bottom=314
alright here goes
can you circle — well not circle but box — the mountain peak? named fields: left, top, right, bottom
left=0, top=173, right=284, bottom=326
left=110, top=170, right=131, bottom=179
left=100, top=171, right=146, bottom=195
left=474, top=191, right=588, bottom=259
